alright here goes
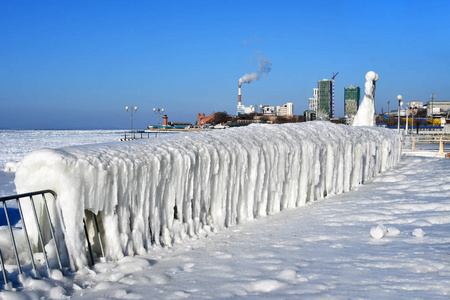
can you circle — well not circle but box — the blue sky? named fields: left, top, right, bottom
left=1, top=0, right=449, bottom=129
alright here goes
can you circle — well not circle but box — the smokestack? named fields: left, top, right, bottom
left=238, top=83, right=241, bottom=104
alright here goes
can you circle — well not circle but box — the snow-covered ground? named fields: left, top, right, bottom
left=1, top=129, right=450, bottom=299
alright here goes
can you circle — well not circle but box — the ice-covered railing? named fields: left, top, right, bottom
left=14, top=122, right=401, bottom=270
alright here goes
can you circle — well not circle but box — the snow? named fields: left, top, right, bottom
left=1, top=126, right=450, bottom=299
left=12, top=122, right=401, bottom=271
left=352, top=71, right=379, bottom=127
left=369, top=223, right=387, bottom=239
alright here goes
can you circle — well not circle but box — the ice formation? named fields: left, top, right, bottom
left=14, top=122, right=401, bottom=269
left=352, top=71, right=379, bottom=126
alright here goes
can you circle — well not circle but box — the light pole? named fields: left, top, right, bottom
left=387, top=100, right=390, bottom=114
left=397, top=95, right=403, bottom=133
left=405, top=102, right=409, bottom=135
left=125, top=106, right=138, bottom=139
left=153, top=108, right=165, bottom=137
left=430, top=93, right=436, bottom=125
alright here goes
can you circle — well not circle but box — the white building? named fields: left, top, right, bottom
left=426, top=101, right=450, bottom=117
left=260, top=105, right=276, bottom=116
left=277, top=103, right=294, bottom=117
left=237, top=104, right=256, bottom=115
left=309, top=88, right=319, bottom=113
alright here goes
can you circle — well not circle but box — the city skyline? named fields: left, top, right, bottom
left=1, top=0, right=449, bottom=129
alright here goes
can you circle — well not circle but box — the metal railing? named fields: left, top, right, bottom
left=84, top=210, right=106, bottom=266
left=0, top=190, right=106, bottom=290
left=402, top=136, right=450, bottom=155
left=0, top=190, right=63, bottom=289
left=121, top=130, right=154, bottom=141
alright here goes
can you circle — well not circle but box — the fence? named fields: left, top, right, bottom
left=0, top=190, right=105, bottom=290
left=402, top=136, right=450, bottom=157
left=121, top=130, right=155, bottom=141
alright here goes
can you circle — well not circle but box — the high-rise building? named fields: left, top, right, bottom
left=318, top=79, right=332, bottom=119
left=309, top=88, right=319, bottom=113
left=344, top=85, right=360, bottom=117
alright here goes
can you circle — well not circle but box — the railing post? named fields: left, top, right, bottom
left=93, top=214, right=105, bottom=258
left=3, top=203, right=22, bottom=276
left=439, top=137, right=444, bottom=155
left=0, top=250, right=11, bottom=290
left=83, top=219, right=95, bottom=266
left=29, top=196, right=51, bottom=271
left=16, top=198, right=39, bottom=277
left=42, top=194, right=64, bottom=270
left=412, top=136, right=415, bottom=151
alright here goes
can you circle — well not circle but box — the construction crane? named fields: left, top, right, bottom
left=331, top=72, right=339, bottom=118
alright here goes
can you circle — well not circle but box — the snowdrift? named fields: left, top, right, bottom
left=14, top=122, right=401, bottom=269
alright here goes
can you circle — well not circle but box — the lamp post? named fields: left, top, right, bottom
left=153, top=108, right=165, bottom=137
left=405, top=102, right=409, bottom=135
left=397, top=95, right=403, bottom=133
left=430, top=93, right=436, bottom=125
left=125, top=106, right=138, bottom=139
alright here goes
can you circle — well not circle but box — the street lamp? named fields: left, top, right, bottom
left=153, top=108, right=165, bottom=137
left=397, top=95, right=403, bottom=133
left=430, top=93, right=436, bottom=125
left=405, top=102, right=409, bottom=135
left=125, top=106, right=138, bottom=139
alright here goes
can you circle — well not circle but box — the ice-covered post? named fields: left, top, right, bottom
left=397, top=95, right=403, bottom=133
left=352, top=71, right=379, bottom=127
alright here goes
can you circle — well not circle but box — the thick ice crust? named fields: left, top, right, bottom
left=15, top=122, right=401, bottom=269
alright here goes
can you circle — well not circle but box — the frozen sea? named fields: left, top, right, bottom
left=0, top=130, right=141, bottom=197
left=1, top=129, right=450, bottom=299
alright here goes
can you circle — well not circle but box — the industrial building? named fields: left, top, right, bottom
left=236, top=81, right=293, bottom=117
left=236, top=83, right=256, bottom=115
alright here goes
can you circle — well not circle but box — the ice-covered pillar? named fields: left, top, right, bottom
left=352, top=71, right=379, bottom=126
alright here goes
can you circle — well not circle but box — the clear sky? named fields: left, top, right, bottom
left=1, top=0, right=449, bottom=129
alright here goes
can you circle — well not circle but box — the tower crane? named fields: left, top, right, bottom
left=331, top=72, right=339, bottom=118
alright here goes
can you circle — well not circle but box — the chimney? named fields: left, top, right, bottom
left=238, top=83, right=241, bottom=104
left=163, top=114, right=168, bottom=126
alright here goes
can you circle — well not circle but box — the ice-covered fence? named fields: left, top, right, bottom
left=14, top=122, right=401, bottom=270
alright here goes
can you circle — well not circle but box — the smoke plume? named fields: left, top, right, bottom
left=239, top=55, right=272, bottom=85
